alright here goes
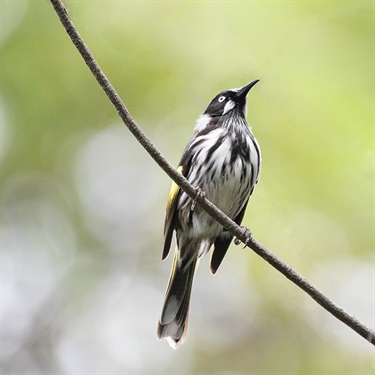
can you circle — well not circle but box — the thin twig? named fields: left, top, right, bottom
left=50, top=0, right=375, bottom=345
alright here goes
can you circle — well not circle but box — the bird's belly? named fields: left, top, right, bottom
left=189, top=157, right=252, bottom=238
left=205, top=157, right=251, bottom=217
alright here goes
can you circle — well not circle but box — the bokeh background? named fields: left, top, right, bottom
left=1, top=0, right=374, bottom=373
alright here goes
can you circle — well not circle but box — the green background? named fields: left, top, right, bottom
left=1, top=0, right=374, bottom=373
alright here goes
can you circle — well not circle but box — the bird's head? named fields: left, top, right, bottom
left=203, top=79, right=260, bottom=118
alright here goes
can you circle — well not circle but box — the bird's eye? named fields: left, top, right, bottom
left=218, top=96, right=226, bottom=103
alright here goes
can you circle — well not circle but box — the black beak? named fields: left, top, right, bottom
left=235, top=79, right=260, bottom=101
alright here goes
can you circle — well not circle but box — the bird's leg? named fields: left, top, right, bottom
left=234, top=226, right=252, bottom=248
left=191, top=187, right=205, bottom=211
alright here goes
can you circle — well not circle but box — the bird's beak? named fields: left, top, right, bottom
left=235, top=79, right=260, bottom=101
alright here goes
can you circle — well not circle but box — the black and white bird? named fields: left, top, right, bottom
left=157, top=79, right=261, bottom=348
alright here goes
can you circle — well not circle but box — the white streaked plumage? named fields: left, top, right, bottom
left=194, top=114, right=211, bottom=133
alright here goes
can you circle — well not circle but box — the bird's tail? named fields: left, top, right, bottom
left=157, top=249, right=198, bottom=349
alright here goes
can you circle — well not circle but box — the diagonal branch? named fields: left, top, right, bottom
left=50, top=0, right=375, bottom=345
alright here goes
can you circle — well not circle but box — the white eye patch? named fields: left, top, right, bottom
left=218, top=96, right=226, bottom=102
left=223, top=100, right=235, bottom=115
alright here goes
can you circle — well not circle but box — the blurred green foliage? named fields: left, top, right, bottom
left=1, top=1, right=374, bottom=374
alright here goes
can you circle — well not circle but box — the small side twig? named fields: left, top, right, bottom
left=50, top=0, right=375, bottom=345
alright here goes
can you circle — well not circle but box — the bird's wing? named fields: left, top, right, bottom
left=162, top=142, right=194, bottom=259
left=210, top=200, right=249, bottom=274
left=162, top=166, right=183, bottom=260
left=162, top=126, right=216, bottom=260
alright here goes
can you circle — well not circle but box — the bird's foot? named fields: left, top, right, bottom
left=191, top=187, right=205, bottom=211
left=234, top=226, right=253, bottom=248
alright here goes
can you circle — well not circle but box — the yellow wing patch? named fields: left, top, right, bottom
left=167, top=166, right=183, bottom=208
left=164, top=166, right=183, bottom=237
left=163, top=166, right=183, bottom=259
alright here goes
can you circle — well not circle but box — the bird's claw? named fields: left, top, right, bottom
left=191, top=187, right=205, bottom=211
left=234, top=226, right=252, bottom=248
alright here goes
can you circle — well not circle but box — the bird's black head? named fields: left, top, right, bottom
left=203, top=79, right=260, bottom=117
